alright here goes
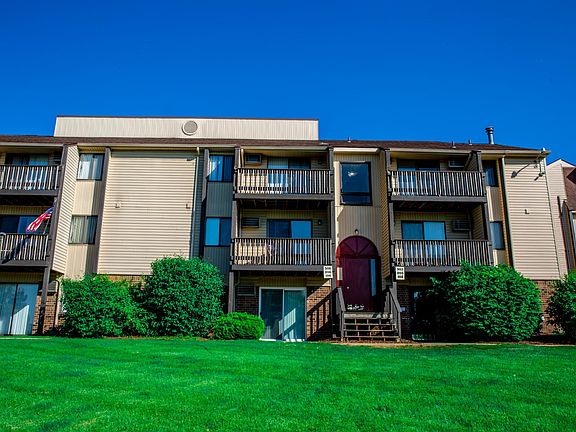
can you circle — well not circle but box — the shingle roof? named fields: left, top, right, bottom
left=0, top=134, right=539, bottom=153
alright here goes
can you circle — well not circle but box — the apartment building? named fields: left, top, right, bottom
left=0, top=116, right=562, bottom=340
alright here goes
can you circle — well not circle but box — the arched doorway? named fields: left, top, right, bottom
left=336, top=236, right=381, bottom=311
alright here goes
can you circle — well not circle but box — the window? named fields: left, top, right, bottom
left=205, top=218, right=231, bottom=246
left=268, top=157, right=311, bottom=169
left=5, top=154, right=49, bottom=166
left=490, top=222, right=505, bottom=250
left=77, top=154, right=104, bottom=180
left=208, top=155, right=233, bottom=182
left=484, top=160, right=499, bottom=187
left=69, top=216, right=98, bottom=244
left=341, top=163, right=371, bottom=205
left=267, top=220, right=312, bottom=238
left=397, top=160, right=440, bottom=172
left=0, top=215, right=40, bottom=234
left=401, top=221, right=446, bottom=240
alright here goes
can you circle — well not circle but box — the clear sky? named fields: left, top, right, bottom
left=1, top=1, right=574, bottom=161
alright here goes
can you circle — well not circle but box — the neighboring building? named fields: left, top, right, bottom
left=547, top=159, right=576, bottom=274
left=0, top=116, right=562, bottom=340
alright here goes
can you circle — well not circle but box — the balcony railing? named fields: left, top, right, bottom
left=388, top=170, right=485, bottom=198
left=0, top=234, right=50, bottom=263
left=393, top=240, right=492, bottom=268
left=232, top=238, right=332, bottom=267
left=236, top=168, right=331, bottom=195
left=0, top=165, right=60, bottom=192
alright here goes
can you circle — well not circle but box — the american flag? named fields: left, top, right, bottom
left=26, top=207, right=53, bottom=233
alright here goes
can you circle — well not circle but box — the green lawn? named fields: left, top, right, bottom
left=0, top=339, right=574, bottom=432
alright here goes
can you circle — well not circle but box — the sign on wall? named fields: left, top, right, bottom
left=323, top=266, right=333, bottom=279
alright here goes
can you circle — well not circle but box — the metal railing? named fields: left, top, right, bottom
left=0, top=165, right=59, bottom=191
left=0, top=233, right=50, bottom=262
left=384, top=289, right=402, bottom=340
left=232, top=238, right=332, bottom=266
left=393, top=240, right=492, bottom=267
left=388, top=170, right=485, bottom=198
left=236, top=168, right=332, bottom=195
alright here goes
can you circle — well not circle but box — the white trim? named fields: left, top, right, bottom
left=258, top=287, right=307, bottom=342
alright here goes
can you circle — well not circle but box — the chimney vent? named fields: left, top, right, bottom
left=485, top=126, right=494, bottom=144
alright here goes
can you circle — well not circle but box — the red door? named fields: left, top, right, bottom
left=337, top=236, right=380, bottom=312
left=340, top=257, right=374, bottom=311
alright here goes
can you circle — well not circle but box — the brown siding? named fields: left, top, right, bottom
left=239, top=209, right=329, bottom=238
left=206, top=182, right=233, bottom=217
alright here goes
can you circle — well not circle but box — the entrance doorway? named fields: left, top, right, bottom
left=259, top=288, right=306, bottom=341
left=336, top=236, right=380, bottom=311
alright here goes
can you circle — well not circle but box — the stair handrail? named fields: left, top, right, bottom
left=335, top=286, right=346, bottom=341
left=386, top=289, right=403, bottom=340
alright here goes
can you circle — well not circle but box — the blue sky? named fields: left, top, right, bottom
left=0, top=1, right=574, bottom=161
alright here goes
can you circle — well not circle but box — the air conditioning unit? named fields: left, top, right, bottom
left=448, top=159, right=466, bottom=169
left=245, top=154, right=262, bottom=165
left=241, top=217, right=260, bottom=228
left=453, top=220, right=471, bottom=231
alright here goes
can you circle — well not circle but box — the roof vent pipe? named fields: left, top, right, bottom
left=485, top=126, right=495, bottom=144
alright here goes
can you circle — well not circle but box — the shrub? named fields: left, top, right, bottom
left=429, top=263, right=542, bottom=341
left=60, top=275, right=148, bottom=338
left=547, top=273, right=576, bottom=341
left=138, top=257, right=224, bottom=336
left=212, top=312, right=265, bottom=340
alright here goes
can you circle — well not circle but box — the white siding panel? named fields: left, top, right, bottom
left=98, top=151, right=198, bottom=275
left=52, top=145, right=78, bottom=274
left=55, top=117, right=319, bottom=140
left=504, top=158, right=560, bottom=280
left=546, top=161, right=570, bottom=276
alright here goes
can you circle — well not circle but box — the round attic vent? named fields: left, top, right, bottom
left=182, top=120, right=198, bottom=135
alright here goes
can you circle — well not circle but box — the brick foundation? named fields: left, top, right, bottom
left=535, top=280, right=557, bottom=335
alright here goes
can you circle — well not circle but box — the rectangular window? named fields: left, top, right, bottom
left=208, top=155, right=233, bottom=182
left=204, top=217, right=232, bottom=246
left=267, top=220, right=312, bottom=238
left=69, top=216, right=98, bottom=244
left=77, top=154, right=104, bottom=180
left=490, top=222, right=505, bottom=250
left=401, top=221, right=446, bottom=240
left=484, top=160, right=499, bottom=187
left=341, top=163, right=371, bottom=205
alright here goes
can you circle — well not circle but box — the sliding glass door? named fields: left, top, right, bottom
left=260, top=288, right=306, bottom=341
left=0, top=283, right=38, bottom=335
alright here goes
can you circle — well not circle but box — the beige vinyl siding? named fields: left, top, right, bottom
left=380, top=152, right=390, bottom=277
left=239, top=209, right=329, bottom=238
left=203, top=247, right=231, bottom=277
left=98, top=151, right=199, bottom=275
left=395, top=211, right=471, bottom=241
left=55, top=117, right=319, bottom=140
left=487, top=186, right=504, bottom=220
left=52, top=145, right=79, bottom=274
left=206, top=183, right=233, bottom=217
left=73, top=180, right=105, bottom=214
left=334, top=153, right=383, bottom=255
left=471, top=206, right=485, bottom=240
left=0, top=205, right=47, bottom=216
left=503, top=157, right=560, bottom=279
left=546, top=161, right=570, bottom=275
left=241, top=153, right=328, bottom=170
left=66, top=245, right=98, bottom=278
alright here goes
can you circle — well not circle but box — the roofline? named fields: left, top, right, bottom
left=548, top=158, right=576, bottom=168
left=56, top=115, right=319, bottom=121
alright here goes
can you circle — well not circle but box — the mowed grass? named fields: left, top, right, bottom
left=0, top=339, right=575, bottom=432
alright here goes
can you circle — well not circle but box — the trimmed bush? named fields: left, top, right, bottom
left=60, top=275, right=147, bottom=338
left=429, top=263, right=542, bottom=341
left=547, top=273, right=576, bottom=341
left=138, top=257, right=224, bottom=336
left=212, top=312, right=265, bottom=340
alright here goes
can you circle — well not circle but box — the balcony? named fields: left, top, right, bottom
left=393, top=239, right=492, bottom=271
left=0, top=165, right=60, bottom=195
left=235, top=169, right=332, bottom=208
left=0, top=234, right=50, bottom=266
left=388, top=171, right=486, bottom=206
left=232, top=237, right=332, bottom=271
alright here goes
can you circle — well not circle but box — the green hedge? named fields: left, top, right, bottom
left=429, top=263, right=542, bottom=341
left=137, top=257, right=224, bottom=337
left=60, top=275, right=148, bottom=338
left=547, top=272, right=576, bottom=341
left=212, top=312, right=265, bottom=340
